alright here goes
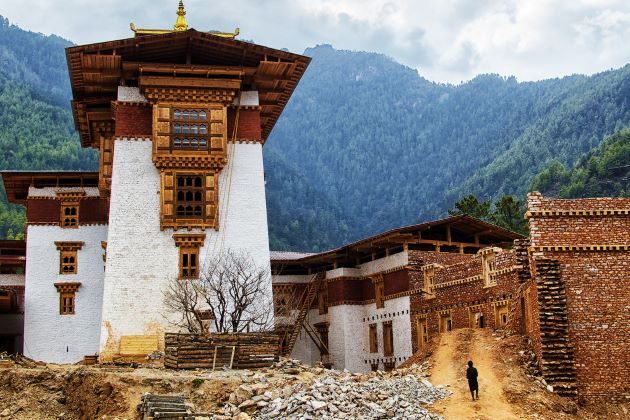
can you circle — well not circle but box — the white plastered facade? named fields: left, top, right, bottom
left=23, top=224, right=107, bottom=363
left=274, top=252, right=413, bottom=373
left=100, top=138, right=271, bottom=355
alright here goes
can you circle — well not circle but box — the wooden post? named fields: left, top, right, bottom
left=459, top=244, right=465, bottom=254
left=212, top=346, right=218, bottom=371
left=446, top=225, right=452, bottom=245
left=229, top=346, right=236, bottom=369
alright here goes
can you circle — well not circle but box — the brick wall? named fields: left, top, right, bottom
left=26, top=198, right=109, bottom=225
left=227, top=109, right=262, bottom=141
left=27, top=199, right=60, bottom=224
left=526, top=192, right=630, bottom=404
left=409, top=249, right=519, bottom=354
left=114, top=104, right=152, bottom=138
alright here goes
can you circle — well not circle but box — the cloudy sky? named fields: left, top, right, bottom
left=2, top=0, right=629, bottom=83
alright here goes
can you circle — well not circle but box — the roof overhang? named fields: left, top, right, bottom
left=66, top=29, right=311, bottom=147
left=271, top=215, right=524, bottom=273
left=1, top=171, right=99, bottom=205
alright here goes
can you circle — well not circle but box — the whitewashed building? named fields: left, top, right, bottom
left=1, top=6, right=311, bottom=363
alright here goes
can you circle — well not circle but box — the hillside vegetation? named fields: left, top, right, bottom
left=530, top=129, right=629, bottom=198
left=0, top=20, right=628, bottom=250
left=267, top=45, right=630, bottom=249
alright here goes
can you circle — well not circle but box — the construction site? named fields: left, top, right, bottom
left=0, top=2, right=628, bottom=419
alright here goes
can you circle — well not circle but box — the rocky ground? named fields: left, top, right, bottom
left=220, top=360, right=446, bottom=419
left=0, top=332, right=628, bottom=420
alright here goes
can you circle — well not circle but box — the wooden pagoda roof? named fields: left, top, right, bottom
left=1, top=171, right=99, bottom=205
left=271, top=215, right=524, bottom=273
left=66, top=30, right=310, bottom=147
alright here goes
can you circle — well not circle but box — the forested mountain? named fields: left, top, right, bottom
left=266, top=45, right=630, bottom=249
left=530, top=130, right=629, bottom=198
left=0, top=20, right=627, bottom=250
left=0, top=19, right=97, bottom=238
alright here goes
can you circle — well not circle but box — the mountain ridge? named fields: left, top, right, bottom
left=0, top=18, right=628, bottom=250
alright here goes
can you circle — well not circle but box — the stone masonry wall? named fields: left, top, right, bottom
left=527, top=192, right=630, bottom=404
left=409, top=250, right=520, bottom=355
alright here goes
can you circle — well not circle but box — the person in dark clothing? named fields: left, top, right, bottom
left=466, top=360, right=479, bottom=401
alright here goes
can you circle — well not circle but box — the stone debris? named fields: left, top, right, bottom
left=221, top=359, right=447, bottom=419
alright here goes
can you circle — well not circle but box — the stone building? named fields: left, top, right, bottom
left=1, top=4, right=310, bottom=363
left=270, top=215, right=522, bottom=372
left=516, top=192, right=630, bottom=404
left=274, top=194, right=629, bottom=405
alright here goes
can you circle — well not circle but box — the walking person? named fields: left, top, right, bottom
left=467, top=360, right=479, bottom=401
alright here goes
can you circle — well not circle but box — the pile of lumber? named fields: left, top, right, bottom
left=137, top=394, right=190, bottom=419
left=165, top=333, right=279, bottom=370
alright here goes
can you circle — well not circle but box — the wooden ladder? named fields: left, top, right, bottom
left=506, top=281, right=529, bottom=334
left=281, top=272, right=324, bottom=357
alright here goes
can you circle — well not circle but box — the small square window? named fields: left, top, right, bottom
left=60, top=204, right=79, bottom=228
left=180, top=247, right=199, bottom=279
left=60, top=292, right=75, bottom=315
left=60, top=251, right=77, bottom=274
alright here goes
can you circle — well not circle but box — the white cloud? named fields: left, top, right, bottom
left=1, top=0, right=629, bottom=83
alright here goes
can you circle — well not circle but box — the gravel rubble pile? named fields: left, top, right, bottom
left=218, top=359, right=448, bottom=419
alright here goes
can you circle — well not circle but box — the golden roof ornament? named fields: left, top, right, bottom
left=130, top=0, right=240, bottom=38
left=174, top=0, right=189, bottom=31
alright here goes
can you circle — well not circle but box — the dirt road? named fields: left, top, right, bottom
left=428, top=328, right=524, bottom=420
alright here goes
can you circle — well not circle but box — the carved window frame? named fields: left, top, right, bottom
left=160, top=170, right=219, bottom=231
left=55, top=242, right=84, bottom=275
left=173, top=234, right=206, bottom=280
left=56, top=191, right=85, bottom=229
left=54, top=282, right=81, bottom=315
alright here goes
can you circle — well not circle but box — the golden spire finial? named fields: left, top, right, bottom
left=130, top=0, right=239, bottom=38
left=174, top=0, right=189, bottom=31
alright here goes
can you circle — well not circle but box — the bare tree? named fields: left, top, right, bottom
left=163, top=249, right=274, bottom=334
left=162, top=278, right=207, bottom=334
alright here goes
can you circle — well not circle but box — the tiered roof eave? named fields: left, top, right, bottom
left=66, top=29, right=311, bottom=147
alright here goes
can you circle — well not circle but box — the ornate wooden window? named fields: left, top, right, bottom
left=173, top=234, right=206, bottom=279
left=57, top=191, right=84, bottom=228
left=369, top=323, right=378, bottom=353
left=160, top=171, right=219, bottom=231
left=422, top=265, right=437, bottom=297
left=180, top=248, right=199, bottom=278
left=383, top=321, right=394, bottom=356
left=61, top=251, right=77, bottom=274
left=60, top=203, right=79, bottom=228
left=55, top=242, right=84, bottom=275
left=172, top=108, right=210, bottom=150
left=54, top=282, right=81, bottom=315
left=176, top=175, right=204, bottom=218
left=481, top=248, right=499, bottom=287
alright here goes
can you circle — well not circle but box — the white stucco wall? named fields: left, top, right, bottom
left=358, top=251, right=409, bottom=275
left=290, top=309, right=329, bottom=366
left=23, top=225, right=107, bottom=363
left=100, top=139, right=271, bottom=355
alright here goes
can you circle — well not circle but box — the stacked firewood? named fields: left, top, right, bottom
left=165, top=333, right=279, bottom=370
left=536, top=259, right=578, bottom=398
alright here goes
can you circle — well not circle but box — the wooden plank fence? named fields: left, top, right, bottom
left=164, top=333, right=280, bottom=370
